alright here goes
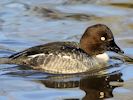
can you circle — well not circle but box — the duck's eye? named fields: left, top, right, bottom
left=101, top=37, right=106, bottom=41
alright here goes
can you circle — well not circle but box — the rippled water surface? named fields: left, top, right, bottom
left=0, top=0, right=133, bottom=100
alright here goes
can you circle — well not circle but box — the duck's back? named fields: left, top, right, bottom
left=8, top=42, right=105, bottom=74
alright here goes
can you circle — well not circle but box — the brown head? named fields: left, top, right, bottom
left=80, top=24, right=124, bottom=55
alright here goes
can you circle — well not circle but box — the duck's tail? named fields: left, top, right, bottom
left=0, top=57, right=12, bottom=64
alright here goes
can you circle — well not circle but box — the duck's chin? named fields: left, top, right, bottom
left=96, top=53, right=109, bottom=62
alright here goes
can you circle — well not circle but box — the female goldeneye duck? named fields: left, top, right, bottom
left=0, top=24, right=124, bottom=74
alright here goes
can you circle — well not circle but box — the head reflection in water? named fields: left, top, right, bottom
left=37, top=72, right=123, bottom=100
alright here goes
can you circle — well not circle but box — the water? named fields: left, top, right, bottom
left=0, top=0, right=133, bottom=100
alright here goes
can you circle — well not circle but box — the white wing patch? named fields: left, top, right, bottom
left=28, top=53, right=72, bottom=59
left=28, top=53, right=45, bottom=58
left=62, top=55, right=72, bottom=59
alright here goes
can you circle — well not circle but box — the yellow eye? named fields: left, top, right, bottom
left=101, top=37, right=106, bottom=41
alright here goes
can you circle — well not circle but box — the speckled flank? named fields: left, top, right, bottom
left=7, top=41, right=107, bottom=74
left=25, top=51, right=106, bottom=74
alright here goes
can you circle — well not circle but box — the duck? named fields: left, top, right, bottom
left=0, top=24, right=124, bottom=74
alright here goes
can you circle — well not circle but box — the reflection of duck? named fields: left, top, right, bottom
left=37, top=72, right=123, bottom=100
left=0, top=24, right=124, bottom=74
left=80, top=73, right=123, bottom=100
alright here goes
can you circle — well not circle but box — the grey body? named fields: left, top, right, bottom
left=4, top=42, right=106, bottom=74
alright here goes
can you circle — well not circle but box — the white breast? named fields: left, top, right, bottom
left=96, top=53, right=109, bottom=62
